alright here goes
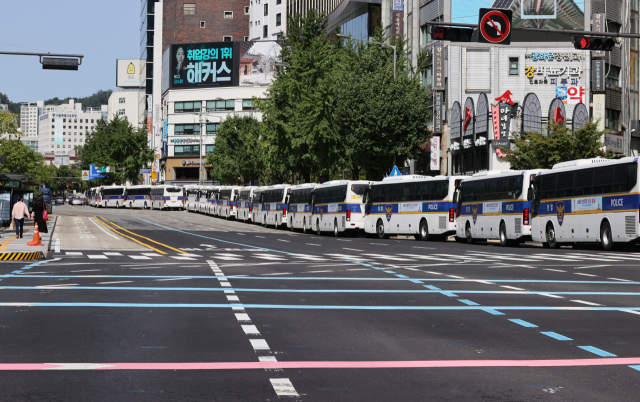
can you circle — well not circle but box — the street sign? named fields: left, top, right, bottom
left=89, top=164, right=104, bottom=178
left=139, top=169, right=151, bottom=175
left=390, top=166, right=402, bottom=177
left=82, top=170, right=90, bottom=181
left=478, top=8, right=512, bottom=45
left=151, top=171, right=157, bottom=180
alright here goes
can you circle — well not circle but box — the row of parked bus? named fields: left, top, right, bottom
left=89, top=156, right=640, bottom=250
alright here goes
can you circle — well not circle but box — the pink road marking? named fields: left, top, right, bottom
left=0, top=358, right=639, bottom=370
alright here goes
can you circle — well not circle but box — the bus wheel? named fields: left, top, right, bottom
left=302, top=218, right=307, bottom=234
left=290, top=219, right=294, bottom=232
left=600, top=220, right=613, bottom=251
left=263, top=215, right=267, bottom=227
left=546, top=222, right=558, bottom=249
left=376, top=219, right=386, bottom=240
left=333, top=219, right=339, bottom=237
left=316, top=219, right=322, bottom=236
left=415, top=219, right=429, bottom=241
left=465, top=222, right=475, bottom=244
left=144, top=202, right=148, bottom=210
left=499, top=222, right=508, bottom=247
left=115, top=202, right=119, bottom=209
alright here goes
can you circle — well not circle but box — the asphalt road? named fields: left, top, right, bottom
left=2, top=204, right=640, bottom=401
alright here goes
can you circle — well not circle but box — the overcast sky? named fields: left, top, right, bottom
left=0, top=0, right=139, bottom=103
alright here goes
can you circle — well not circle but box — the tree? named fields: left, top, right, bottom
left=75, top=116, right=154, bottom=184
left=333, top=30, right=432, bottom=180
left=502, top=121, right=611, bottom=170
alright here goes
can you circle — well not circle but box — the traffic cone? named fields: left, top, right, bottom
left=27, top=223, right=42, bottom=246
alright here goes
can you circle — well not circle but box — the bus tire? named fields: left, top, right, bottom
left=333, top=219, right=339, bottom=237
left=454, top=236, right=466, bottom=243
left=290, top=218, right=294, bottom=231
left=546, top=222, right=558, bottom=249
left=316, top=219, right=322, bottom=236
left=376, top=219, right=386, bottom=239
left=302, top=218, right=307, bottom=234
left=115, top=202, right=119, bottom=209
left=144, top=202, right=148, bottom=210
left=499, top=221, right=508, bottom=247
left=263, top=215, right=267, bottom=227
left=600, top=220, right=613, bottom=251
left=417, top=219, right=429, bottom=241
left=465, top=222, right=475, bottom=244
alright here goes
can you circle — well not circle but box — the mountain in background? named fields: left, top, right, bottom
left=0, top=89, right=113, bottom=117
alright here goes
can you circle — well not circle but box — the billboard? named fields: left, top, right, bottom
left=116, top=59, right=145, bottom=87
left=166, top=41, right=282, bottom=90
left=451, top=0, right=584, bottom=30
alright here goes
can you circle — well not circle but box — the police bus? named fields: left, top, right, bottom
left=364, top=175, right=466, bottom=240
left=124, top=185, right=151, bottom=209
left=287, top=184, right=316, bottom=233
left=203, top=186, right=220, bottom=216
left=530, top=157, right=640, bottom=250
left=101, top=186, right=126, bottom=208
left=185, top=186, right=201, bottom=213
left=197, top=186, right=212, bottom=214
left=259, top=185, right=292, bottom=228
left=251, top=188, right=264, bottom=224
left=150, top=185, right=184, bottom=211
left=312, top=180, right=370, bottom=236
left=455, top=170, right=541, bottom=246
left=219, top=186, right=241, bottom=219
left=237, top=187, right=259, bottom=222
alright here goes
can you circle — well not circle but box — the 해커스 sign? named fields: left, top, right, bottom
left=170, top=42, right=240, bottom=89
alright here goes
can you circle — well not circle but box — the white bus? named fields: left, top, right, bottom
left=237, top=187, right=259, bottom=222
left=203, top=186, right=220, bottom=215
left=364, top=175, right=467, bottom=240
left=89, top=187, right=97, bottom=207
left=287, top=184, right=316, bottom=233
left=530, top=157, right=640, bottom=250
left=150, top=185, right=184, bottom=210
left=197, top=186, right=212, bottom=214
left=101, top=186, right=126, bottom=208
left=219, top=186, right=241, bottom=219
left=455, top=170, right=542, bottom=246
left=185, top=186, right=201, bottom=213
left=91, top=187, right=104, bottom=207
left=251, top=188, right=264, bottom=224
left=124, top=186, right=151, bottom=209
left=312, top=180, right=371, bottom=236
left=259, top=185, right=292, bottom=228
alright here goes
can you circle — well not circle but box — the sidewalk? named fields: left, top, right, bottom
left=0, top=215, right=57, bottom=260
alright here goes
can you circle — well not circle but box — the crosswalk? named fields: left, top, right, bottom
left=65, top=252, right=201, bottom=261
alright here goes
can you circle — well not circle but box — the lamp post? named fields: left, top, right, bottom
left=336, top=34, right=396, bottom=79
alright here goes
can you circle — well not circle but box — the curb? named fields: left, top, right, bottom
left=45, top=215, right=59, bottom=258
left=0, top=252, right=45, bottom=261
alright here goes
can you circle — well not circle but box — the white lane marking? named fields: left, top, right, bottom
left=347, top=268, right=369, bottom=271
left=621, top=310, right=640, bottom=316
left=574, top=273, right=598, bottom=277
left=154, top=278, right=190, bottom=281
left=96, top=281, right=134, bottom=285
left=87, top=255, right=108, bottom=259
left=36, top=284, right=80, bottom=288
left=130, top=267, right=165, bottom=270
left=609, top=278, right=633, bottom=282
left=235, top=313, right=251, bottom=322
left=259, top=356, right=282, bottom=371
left=476, top=280, right=495, bottom=285
left=224, top=290, right=235, bottom=294
left=447, top=275, right=465, bottom=279
left=69, top=269, right=101, bottom=272
left=88, top=218, right=120, bottom=240
left=129, top=256, right=152, bottom=260
left=571, top=300, right=602, bottom=306
left=335, top=239, right=351, bottom=242
left=255, top=236, right=265, bottom=238
left=412, top=246, right=436, bottom=250
left=290, top=255, right=325, bottom=260
left=140, top=253, right=162, bottom=257
left=241, top=325, right=261, bottom=335
left=237, top=233, right=246, bottom=236
left=539, top=293, right=564, bottom=299
left=307, top=270, right=333, bottom=273
left=363, top=254, right=414, bottom=261
left=171, top=256, right=196, bottom=260
left=573, top=264, right=612, bottom=270
left=103, top=252, right=122, bottom=256
left=65, top=252, right=83, bottom=256
left=544, top=269, right=567, bottom=272
left=220, top=282, right=232, bottom=287
left=179, top=254, right=202, bottom=257
left=501, top=286, right=526, bottom=291
left=369, top=243, right=388, bottom=246
left=262, top=273, right=292, bottom=276
left=309, top=263, right=355, bottom=268
left=306, top=243, right=321, bottom=246
left=227, top=295, right=240, bottom=301
left=252, top=254, right=286, bottom=261
left=249, top=339, right=270, bottom=351
left=424, top=271, right=442, bottom=275
left=270, top=379, right=299, bottom=397
left=343, top=248, right=364, bottom=252
left=277, top=239, right=290, bottom=243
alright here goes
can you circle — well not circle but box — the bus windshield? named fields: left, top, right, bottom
left=166, top=187, right=181, bottom=193
left=351, top=184, right=368, bottom=196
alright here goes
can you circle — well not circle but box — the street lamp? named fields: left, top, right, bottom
left=337, top=33, right=396, bottom=79
left=0, top=51, right=84, bottom=70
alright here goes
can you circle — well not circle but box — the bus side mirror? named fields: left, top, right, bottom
left=527, top=188, right=533, bottom=201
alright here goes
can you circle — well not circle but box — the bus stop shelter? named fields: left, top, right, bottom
left=0, top=173, right=34, bottom=228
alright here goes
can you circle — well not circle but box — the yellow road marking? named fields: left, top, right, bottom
left=92, top=216, right=167, bottom=255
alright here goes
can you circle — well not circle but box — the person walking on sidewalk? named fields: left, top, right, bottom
left=11, top=196, right=31, bottom=239
left=32, top=195, right=48, bottom=239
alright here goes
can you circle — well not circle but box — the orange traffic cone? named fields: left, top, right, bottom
left=27, top=222, right=42, bottom=246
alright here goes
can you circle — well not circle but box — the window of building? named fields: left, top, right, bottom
left=276, top=13, right=281, bottom=26
left=242, top=99, right=256, bottom=111
left=91, top=119, right=94, bottom=123
left=606, top=109, right=620, bottom=129
left=174, top=145, right=200, bottom=156
left=206, top=145, right=215, bottom=153
left=207, top=123, right=220, bottom=134
left=250, top=21, right=252, bottom=27
left=200, top=21, right=206, bottom=28
left=223, top=36, right=233, bottom=42
left=264, top=4, right=268, bottom=15
left=207, top=100, right=235, bottom=111
left=118, top=109, right=126, bottom=115
left=184, top=3, right=195, bottom=15
left=277, top=0, right=282, bottom=4
left=174, top=124, right=200, bottom=135
left=606, top=64, right=621, bottom=87
left=63, top=119, right=66, bottom=122
left=224, top=11, right=233, bottom=18
left=509, top=57, right=518, bottom=75
left=276, top=33, right=282, bottom=40
left=263, top=25, right=268, bottom=38
left=245, top=6, right=250, bottom=14
left=244, top=36, right=250, bottom=41
left=174, top=101, right=201, bottom=113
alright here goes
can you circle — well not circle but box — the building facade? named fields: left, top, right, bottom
left=249, top=0, right=287, bottom=41
left=37, top=100, right=102, bottom=158
left=107, top=90, right=145, bottom=128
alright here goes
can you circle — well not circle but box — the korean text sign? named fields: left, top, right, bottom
left=170, top=42, right=240, bottom=89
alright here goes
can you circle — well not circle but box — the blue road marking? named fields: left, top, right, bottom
left=578, top=346, right=617, bottom=357
left=384, top=271, right=396, bottom=274
left=424, top=285, right=440, bottom=290
left=541, top=332, right=573, bottom=341
left=458, top=299, right=479, bottom=306
left=508, top=319, right=538, bottom=328
left=628, top=365, right=640, bottom=372
left=409, top=280, right=423, bottom=284
left=395, top=275, right=409, bottom=279
left=482, top=309, right=505, bottom=315
left=11, top=271, right=22, bottom=274
left=441, top=292, right=459, bottom=297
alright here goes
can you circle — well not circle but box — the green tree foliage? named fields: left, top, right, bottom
left=0, top=93, right=21, bottom=115
left=334, top=30, right=432, bottom=180
left=75, top=116, right=154, bottom=184
left=44, top=90, right=113, bottom=109
left=503, top=120, right=611, bottom=170
left=260, top=10, right=345, bottom=183
left=206, top=115, right=270, bottom=185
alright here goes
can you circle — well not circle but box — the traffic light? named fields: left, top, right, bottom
left=573, top=36, right=615, bottom=51
left=431, top=26, right=474, bottom=42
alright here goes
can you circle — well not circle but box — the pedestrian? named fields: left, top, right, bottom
left=11, top=196, right=31, bottom=239
left=32, top=195, right=49, bottom=239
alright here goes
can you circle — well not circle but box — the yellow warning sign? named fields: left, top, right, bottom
left=152, top=171, right=157, bottom=180
left=82, top=170, right=90, bottom=181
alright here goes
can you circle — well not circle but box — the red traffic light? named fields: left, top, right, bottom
left=574, top=36, right=615, bottom=51
left=578, top=37, right=591, bottom=49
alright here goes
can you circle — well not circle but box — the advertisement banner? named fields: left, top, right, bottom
left=147, top=95, right=152, bottom=114
left=592, top=60, right=605, bottom=92
left=593, top=94, right=605, bottom=132
left=430, top=136, right=440, bottom=171
left=433, top=92, right=443, bottom=134
left=566, top=86, right=586, bottom=105
left=392, top=11, right=404, bottom=41
left=483, top=201, right=502, bottom=214
left=116, top=59, right=145, bottom=87
left=171, top=42, right=239, bottom=89
left=163, top=120, right=168, bottom=142
left=432, top=45, right=445, bottom=91
left=498, top=102, right=511, bottom=140
left=399, top=202, right=421, bottom=213
left=54, top=118, right=63, bottom=145
left=392, top=0, right=403, bottom=11
left=572, top=196, right=602, bottom=212
left=491, top=104, right=500, bottom=140
left=239, top=41, right=282, bottom=86
left=592, top=13, right=605, bottom=58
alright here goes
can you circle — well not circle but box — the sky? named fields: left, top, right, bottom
left=0, top=0, right=140, bottom=103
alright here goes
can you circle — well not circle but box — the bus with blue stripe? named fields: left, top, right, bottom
left=530, top=157, right=640, bottom=250
left=259, top=185, right=292, bottom=228
left=219, top=186, right=241, bottom=219
left=185, top=186, right=200, bottom=212
left=364, top=175, right=467, bottom=240
left=203, top=186, right=220, bottom=215
left=287, top=184, right=316, bottom=233
left=455, top=170, right=542, bottom=246
left=197, top=186, right=212, bottom=214
left=251, top=188, right=264, bottom=224
left=237, top=187, right=259, bottom=222
left=150, top=185, right=184, bottom=210
left=101, top=186, right=126, bottom=208
left=312, top=180, right=370, bottom=236
left=124, top=185, right=151, bottom=209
